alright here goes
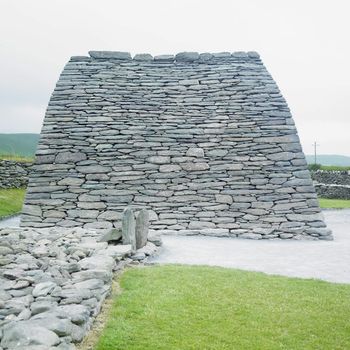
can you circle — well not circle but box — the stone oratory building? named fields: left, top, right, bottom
left=21, top=50, right=332, bottom=240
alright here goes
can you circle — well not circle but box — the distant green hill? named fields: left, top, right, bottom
left=0, top=133, right=40, bottom=157
left=305, top=154, right=350, bottom=166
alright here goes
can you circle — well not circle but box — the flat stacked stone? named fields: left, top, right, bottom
left=20, top=50, right=332, bottom=240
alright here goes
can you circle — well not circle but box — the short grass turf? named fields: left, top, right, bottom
left=95, top=265, right=350, bottom=350
left=0, top=188, right=26, bottom=219
left=319, top=198, right=350, bottom=209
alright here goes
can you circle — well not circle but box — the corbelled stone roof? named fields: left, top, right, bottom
left=21, top=50, right=332, bottom=240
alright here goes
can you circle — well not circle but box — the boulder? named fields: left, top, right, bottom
left=135, top=209, right=149, bottom=249
left=1, top=322, right=60, bottom=348
left=122, top=207, right=136, bottom=250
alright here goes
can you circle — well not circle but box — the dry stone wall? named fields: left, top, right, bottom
left=21, top=51, right=331, bottom=240
left=311, top=170, right=350, bottom=199
left=0, top=161, right=31, bottom=189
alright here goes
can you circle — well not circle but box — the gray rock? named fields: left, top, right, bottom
left=147, top=156, right=170, bottom=164
left=1, top=323, right=60, bottom=348
left=73, top=278, right=104, bottom=290
left=131, top=252, right=146, bottom=261
left=30, top=316, right=74, bottom=337
left=99, top=228, right=122, bottom=242
left=133, top=53, right=153, bottom=61
left=159, top=164, right=181, bottom=172
left=79, top=255, right=115, bottom=270
left=55, top=152, right=87, bottom=164
left=100, top=245, right=132, bottom=259
left=30, top=300, right=55, bottom=315
left=239, top=233, right=262, bottom=240
left=0, top=246, right=13, bottom=255
left=89, top=51, right=132, bottom=60
left=186, top=148, right=204, bottom=157
left=148, top=234, right=162, bottom=246
left=286, top=213, right=324, bottom=222
left=135, top=209, right=149, bottom=249
left=58, top=177, right=84, bottom=186
left=215, top=194, right=233, bottom=204
left=122, top=207, right=136, bottom=250
left=32, top=282, right=57, bottom=297
left=154, top=54, right=174, bottom=61
left=305, top=228, right=332, bottom=236
left=56, top=304, right=90, bottom=325
left=175, top=52, right=199, bottom=61
left=181, top=163, right=209, bottom=171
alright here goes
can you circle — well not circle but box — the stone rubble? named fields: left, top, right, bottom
left=0, top=226, right=160, bottom=349
left=19, top=50, right=332, bottom=240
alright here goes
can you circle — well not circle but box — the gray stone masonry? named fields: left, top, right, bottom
left=0, top=161, right=32, bottom=189
left=20, top=50, right=332, bottom=240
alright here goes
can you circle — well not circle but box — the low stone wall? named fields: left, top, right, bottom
left=313, top=184, right=350, bottom=200
left=0, top=161, right=32, bottom=189
left=0, top=226, right=160, bottom=349
left=310, top=170, right=350, bottom=199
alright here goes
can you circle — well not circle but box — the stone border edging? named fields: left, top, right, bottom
left=0, top=226, right=161, bottom=349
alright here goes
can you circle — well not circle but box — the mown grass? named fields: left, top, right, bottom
left=95, top=265, right=350, bottom=350
left=320, top=165, right=350, bottom=171
left=319, top=198, right=350, bottom=209
left=0, top=153, right=34, bottom=163
left=0, top=188, right=26, bottom=219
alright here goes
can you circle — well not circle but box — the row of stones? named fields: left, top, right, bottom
left=22, top=54, right=331, bottom=239
left=314, top=184, right=350, bottom=200
left=310, top=170, right=350, bottom=199
left=86, top=51, right=260, bottom=62
left=311, top=170, right=350, bottom=186
left=0, top=161, right=30, bottom=189
left=0, top=219, right=160, bottom=349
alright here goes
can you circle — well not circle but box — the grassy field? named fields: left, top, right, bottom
left=0, top=188, right=26, bottom=219
left=319, top=198, right=350, bottom=209
left=95, top=266, right=350, bottom=350
left=0, top=154, right=34, bottom=162
left=0, top=133, right=39, bottom=157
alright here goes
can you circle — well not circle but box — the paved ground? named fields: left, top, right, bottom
left=2, top=210, right=350, bottom=283
left=0, top=215, right=20, bottom=228
left=150, top=209, right=350, bottom=284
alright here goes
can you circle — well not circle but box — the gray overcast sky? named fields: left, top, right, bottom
left=1, top=0, right=349, bottom=155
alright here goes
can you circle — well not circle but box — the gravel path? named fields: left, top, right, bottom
left=150, top=209, right=350, bottom=284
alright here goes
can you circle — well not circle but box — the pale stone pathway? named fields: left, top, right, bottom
left=150, top=209, right=350, bottom=284
left=2, top=211, right=350, bottom=283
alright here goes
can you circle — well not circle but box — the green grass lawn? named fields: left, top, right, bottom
left=95, top=266, right=350, bottom=350
left=0, top=188, right=26, bottom=219
left=319, top=198, right=350, bottom=209
left=320, top=165, right=350, bottom=171
left=0, top=153, right=33, bottom=162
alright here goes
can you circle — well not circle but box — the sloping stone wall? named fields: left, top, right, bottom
left=0, top=161, right=32, bottom=189
left=21, top=51, right=331, bottom=240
